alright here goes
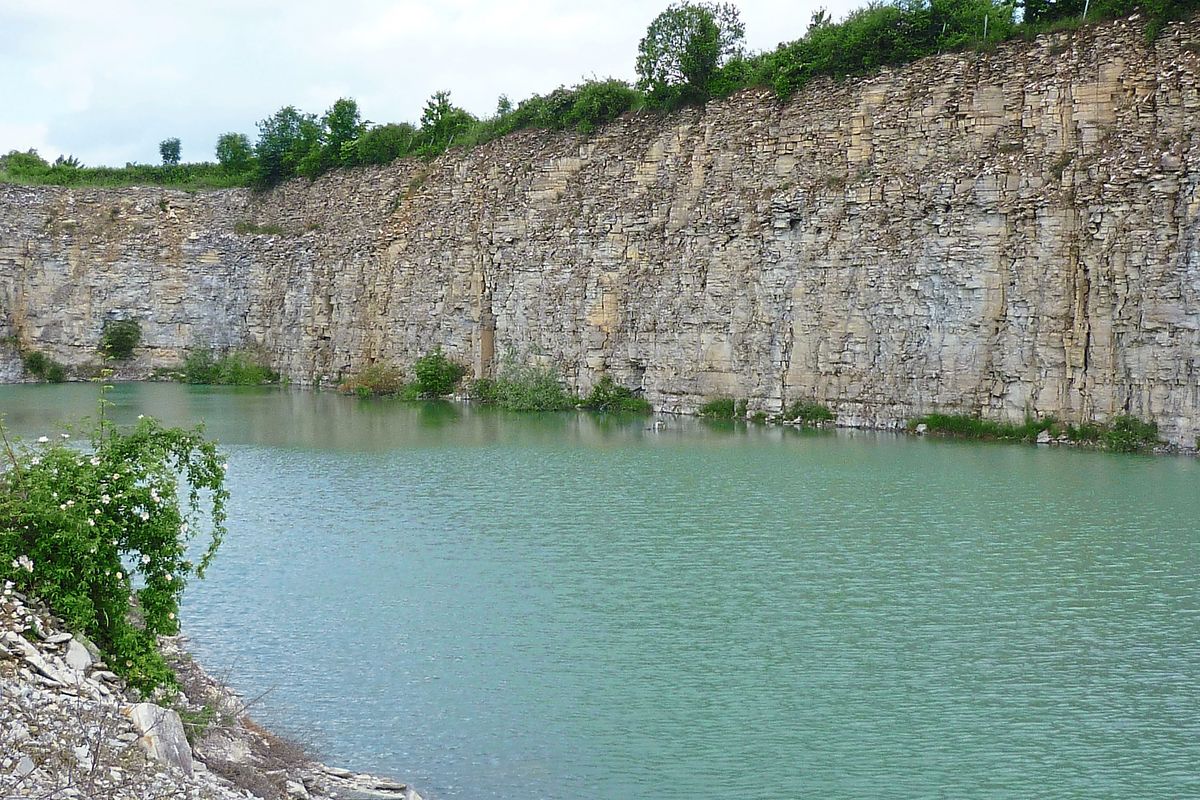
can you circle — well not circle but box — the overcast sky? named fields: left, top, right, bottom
left=1, top=1, right=862, bottom=167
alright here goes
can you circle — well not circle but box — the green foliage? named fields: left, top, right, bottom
left=582, top=376, right=652, bottom=413
left=413, top=350, right=468, bottom=397
left=337, top=363, right=407, bottom=397
left=159, top=138, right=182, bottom=166
left=253, top=106, right=322, bottom=188
left=233, top=220, right=285, bottom=235
left=0, top=148, right=245, bottom=190
left=215, top=132, right=255, bottom=175
left=912, top=412, right=1160, bottom=451
left=354, top=123, right=418, bottom=165
left=416, top=91, right=478, bottom=156
left=750, top=0, right=1018, bottom=99
left=21, top=351, right=67, bottom=383
left=0, top=400, right=228, bottom=693
left=784, top=400, right=835, bottom=424
left=1104, top=414, right=1159, bottom=452
left=181, top=351, right=277, bottom=385
left=911, top=413, right=1050, bottom=441
left=637, top=2, right=745, bottom=104
left=699, top=397, right=739, bottom=418
left=100, top=319, right=142, bottom=360
left=470, top=362, right=576, bottom=411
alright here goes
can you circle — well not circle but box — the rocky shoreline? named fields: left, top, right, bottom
left=0, top=581, right=423, bottom=800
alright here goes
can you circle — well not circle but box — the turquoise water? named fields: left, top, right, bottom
left=3, top=383, right=1198, bottom=799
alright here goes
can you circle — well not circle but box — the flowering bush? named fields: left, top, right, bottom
left=0, top=402, right=228, bottom=693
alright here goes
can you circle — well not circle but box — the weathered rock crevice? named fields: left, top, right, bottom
left=1, top=14, right=1198, bottom=445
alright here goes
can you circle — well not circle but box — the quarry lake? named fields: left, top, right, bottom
left=2, top=382, right=1198, bottom=800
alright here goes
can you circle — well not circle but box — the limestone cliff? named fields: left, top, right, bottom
left=1, top=14, right=1198, bottom=445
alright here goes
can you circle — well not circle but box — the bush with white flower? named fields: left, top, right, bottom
left=0, top=398, right=228, bottom=693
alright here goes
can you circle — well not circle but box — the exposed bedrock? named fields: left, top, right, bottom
left=1, top=14, right=1198, bottom=445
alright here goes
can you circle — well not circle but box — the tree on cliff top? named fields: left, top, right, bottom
left=159, top=137, right=181, bottom=165
left=636, top=2, right=744, bottom=104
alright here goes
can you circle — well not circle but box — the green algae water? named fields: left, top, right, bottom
left=3, top=383, right=1198, bottom=799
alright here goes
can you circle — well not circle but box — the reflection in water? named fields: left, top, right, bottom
left=1, top=383, right=1198, bottom=800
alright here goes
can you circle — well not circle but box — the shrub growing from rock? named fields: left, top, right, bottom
left=413, top=350, right=467, bottom=397
left=0, top=393, right=228, bottom=693
left=582, top=376, right=651, bottom=414
left=100, top=319, right=142, bottom=360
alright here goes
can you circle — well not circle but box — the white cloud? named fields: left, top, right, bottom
left=0, top=0, right=860, bottom=166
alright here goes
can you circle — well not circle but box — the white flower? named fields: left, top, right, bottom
left=168, top=612, right=175, bottom=620
left=165, top=574, right=173, bottom=582
left=137, top=414, right=144, bottom=420
left=101, top=494, right=111, bottom=504
left=30, top=457, right=40, bottom=466
left=12, top=555, right=33, bottom=573
left=115, top=571, right=123, bottom=580
left=51, top=492, right=58, bottom=499
left=59, top=504, right=67, bottom=511
left=221, top=463, right=228, bottom=471
left=36, top=436, right=48, bottom=444
left=111, top=473, right=121, bottom=481
left=89, top=457, right=100, bottom=466
left=139, top=511, right=150, bottom=521
left=141, top=554, right=151, bottom=564
left=65, top=500, right=74, bottom=507
left=87, top=519, right=95, bottom=527
left=60, top=433, right=69, bottom=439
left=179, top=523, right=188, bottom=534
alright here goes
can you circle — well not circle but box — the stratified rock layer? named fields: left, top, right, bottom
left=1, top=14, right=1198, bottom=444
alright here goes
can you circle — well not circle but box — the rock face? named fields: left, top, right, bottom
left=1, top=14, right=1198, bottom=445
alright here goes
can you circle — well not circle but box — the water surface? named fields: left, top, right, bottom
left=3, top=383, right=1197, bottom=799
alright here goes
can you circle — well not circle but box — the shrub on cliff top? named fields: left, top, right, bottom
left=0, top=389, right=228, bottom=693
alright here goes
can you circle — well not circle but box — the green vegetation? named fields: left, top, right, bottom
left=1102, top=414, right=1160, bottom=452
left=582, top=376, right=652, bottom=414
left=0, top=391, right=228, bottom=693
left=911, top=412, right=1161, bottom=451
left=637, top=2, right=745, bottom=106
left=783, top=400, right=835, bottom=425
left=21, top=350, right=67, bottom=383
left=699, top=397, right=747, bottom=419
left=413, top=349, right=468, bottom=397
left=337, top=363, right=411, bottom=398
left=233, top=220, right=286, bottom=235
left=3, top=0, right=1196, bottom=191
left=0, top=148, right=246, bottom=190
left=181, top=351, right=277, bottom=385
left=159, top=137, right=182, bottom=166
left=100, top=319, right=141, bottom=360
left=471, top=362, right=577, bottom=411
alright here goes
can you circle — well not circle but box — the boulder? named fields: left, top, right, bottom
left=64, top=638, right=93, bottom=672
left=124, top=703, right=194, bottom=776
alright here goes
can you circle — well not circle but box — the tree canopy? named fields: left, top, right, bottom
left=636, top=2, right=745, bottom=103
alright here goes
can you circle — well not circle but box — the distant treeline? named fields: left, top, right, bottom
left=2, top=0, right=1195, bottom=192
